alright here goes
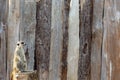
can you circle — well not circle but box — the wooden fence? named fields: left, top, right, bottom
left=0, top=0, right=120, bottom=80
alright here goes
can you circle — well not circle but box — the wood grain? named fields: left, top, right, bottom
left=35, top=0, right=51, bottom=80
left=67, top=0, right=79, bottom=80
left=49, top=0, right=64, bottom=80
left=7, top=0, right=20, bottom=79
left=19, top=0, right=36, bottom=70
left=0, top=25, right=7, bottom=80
left=91, top=0, right=104, bottom=80
left=101, top=0, right=120, bottom=80
left=78, top=0, right=93, bottom=80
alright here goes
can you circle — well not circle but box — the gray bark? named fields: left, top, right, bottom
left=35, top=0, right=51, bottom=80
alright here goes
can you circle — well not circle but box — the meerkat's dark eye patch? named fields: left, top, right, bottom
left=17, top=43, right=19, bottom=46
left=21, top=42, right=24, bottom=44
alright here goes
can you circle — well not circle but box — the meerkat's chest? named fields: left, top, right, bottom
left=15, top=49, right=25, bottom=59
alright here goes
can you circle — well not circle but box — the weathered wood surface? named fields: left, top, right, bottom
left=78, top=0, right=93, bottom=80
left=49, top=0, right=64, bottom=80
left=7, top=0, right=36, bottom=79
left=17, top=71, right=38, bottom=80
left=19, top=0, right=36, bottom=70
left=0, top=25, right=7, bottom=80
left=7, top=0, right=20, bottom=79
left=2, top=0, right=120, bottom=80
left=67, top=0, right=79, bottom=80
left=0, top=0, right=7, bottom=80
left=91, top=0, right=104, bottom=80
left=35, top=0, right=51, bottom=80
left=61, top=0, right=69, bottom=80
left=101, top=0, right=120, bottom=80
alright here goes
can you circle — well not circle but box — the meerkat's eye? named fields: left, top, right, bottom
left=21, top=42, right=24, bottom=44
left=17, top=43, right=19, bottom=46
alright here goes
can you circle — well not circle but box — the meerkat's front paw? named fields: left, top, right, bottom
left=16, top=74, right=19, bottom=78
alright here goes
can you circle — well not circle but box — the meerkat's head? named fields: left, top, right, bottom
left=16, top=41, right=26, bottom=48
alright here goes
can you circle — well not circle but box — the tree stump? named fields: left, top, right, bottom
left=16, top=71, right=38, bottom=80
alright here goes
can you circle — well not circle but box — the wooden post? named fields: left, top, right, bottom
left=78, top=0, right=93, bottom=80
left=91, top=0, right=104, bottom=80
left=101, top=0, right=120, bottom=80
left=0, top=24, right=7, bottom=80
left=67, top=0, right=79, bottom=80
left=0, top=0, right=7, bottom=80
left=16, top=71, right=38, bottom=80
left=35, top=0, right=51, bottom=80
left=49, top=0, right=64, bottom=80
left=7, top=0, right=20, bottom=79
left=19, top=0, right=36, bottom=70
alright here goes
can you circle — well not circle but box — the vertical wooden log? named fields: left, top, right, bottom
left=0, top=0, right=7, bottom=80
left=91, top=0, right=104, bottom=80
left=61, top=0, right=70, bottom=80
left=19, top=0, right=36, bottom=70
left=78, top=0, right=93, bottom=80
left=67, top=0, right=79, bottom=80
left=49, top=0, right=64, bottom=80
left=0, top=25, right=7, bottom=80
left=35, top=0, right=51, bottom=80
left=101, top=0, right=120, bottom=80
left=7, top=0, right=20, bottom=79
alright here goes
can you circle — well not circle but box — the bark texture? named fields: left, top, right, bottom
left=78, top=0, right=93, bottom=80
left=35, top=0, right=51, bottom=80
left=49, top=0, right=64, bottom=80
left=0, top=0, right=7, bottom=80
left=91, top=0, right=104, bottom=80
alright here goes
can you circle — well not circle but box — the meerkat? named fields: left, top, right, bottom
left=11, top=41, right=27, bottom=80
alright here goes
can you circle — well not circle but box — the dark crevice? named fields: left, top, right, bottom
left=25, top=47, right=30, bottom=68
left=0, top=36, right=1, bottom=49
left=78, top=0, right=93, bottom=79
left=83, top=43, right=87, bottom=54
left=100, top=0, right=105, bottom=79
left=35, top=0, right=51, bottom=79
left=61, top=0, right=70, bottom=80
left=34, top=1, right=40, bottom=70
